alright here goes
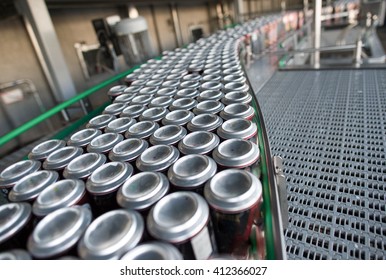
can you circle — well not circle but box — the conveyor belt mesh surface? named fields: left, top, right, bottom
left=254, top=69, right=386, bottom=260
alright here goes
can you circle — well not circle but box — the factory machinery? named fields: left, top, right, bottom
left=0, top=0, right=385, bottom=260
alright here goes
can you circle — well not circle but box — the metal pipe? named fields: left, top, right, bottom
left=314, top=0, right=322, bottom=68
left=0, top=66, right=140, bottom=148
left=170, top=4, right=183, bottom=47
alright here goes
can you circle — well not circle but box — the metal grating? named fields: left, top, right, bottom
left=252, top=69, right=386, bottom=260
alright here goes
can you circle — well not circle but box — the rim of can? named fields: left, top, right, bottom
left=123, top=85, right=142, bottom=94
left=86, top=162, right=134, bottom=195
left=0, top=202, right=32, bottom=244
left=109, top=138, right=149, bottom=162
left=43, top=146, right=83, bottom=170
left=149, top=125, right=187, bottom=146
left=223, top=82, right=249, bottom=94
left=193, top=100, right=224, bottom=115
left=169, top=98, right=198, bottom=111
left=113, top=93, right=136, bottom=104
left=204, top=169, right=262, bottom=213
left=197, top=90, right=224, bottom=102
left=179, top=80, right=200, bottom=89
left=102, top=103, right=127, bottom=116
left=136, top=145, right=180, bottom=172
left=212, top=139, right=260, bottom=168
left=0, top=160, right=41, bottom=189
left=63, top=153, right=106, bottom=180
left=86, top=114, right=116, bottom=129
left=217, top=118, right=257, bottom=140
left=155, top=87, right=177, bottom=97
left=0, top=249, right=32, bottom=260
left=178, top=131, right=220, bottom=155
left=107, top=85, right=127, bottom=97
left=222, top=74, right=246, bottom=84
left=147, top=191, right=209, bottom=243
left=139, top=86, right=159, bottom=95
left=125, top=120, right=159, bottom=139
left=187, top=113, right=223, bottom=132
left=168, top=154, right=217, bottom=188
left=28, top=206, right=92, bottom=258
left=139, top=107, right=169, bottom=122
left=145, top=80, right=163, bottom=87
left=28, top=139, right=66, bottom=161
left=175, top=88, right=199, bottom=99
left=105, top=117, right=136, bottom=134
left=200, top=81, right=223, bottom=92
left=120, top=104, right=147, bottom=119
left=149, top=96, right=174, bottom=108
left=161, top=79, right=180, bottom=88
left=182, top=73, right=202, bottom=82
left=203, top=68, right=221, bottom=75
left=131, top=79, right=148, bottom=87
left=120, top=241, right=183, bottom=260
left=220, top=103, right=255, bottom=120
left=222, top=91, right=253, bottom=105
left=202, top=74, right=222, bottom=82
left=87, top=133, right=124, bottom=154
left=8, top=170, right=59, bottom=202
left=32, top=179, right=86, bottom=217
left=67, top=128, right=102, bottom=147
left=131, top=94, right=154, bottom=106
left=78, top=209, right=144, bottom=260
left=117, top=171, right=169, bottom=210
left=162, top=109, right=194, bottom=126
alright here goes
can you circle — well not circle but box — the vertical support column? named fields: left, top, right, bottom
left=314, top=0, right=322, bottom=68
left=150, top=5, right=163, bottom=54
left=234, top=0, right=244, bottom=24
left=15, top=0, right=77, bottom=105
left=170, top=4, right=183, bottom=47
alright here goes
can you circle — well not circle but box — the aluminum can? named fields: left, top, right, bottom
left=102, top=103, right=127, bottom=116
left=223, top=82, right=249, bottom=94
left=107, top=85, right=127, bottom=101
left=147, top=191, right=217, bottom=260
left=117, top=171, right=169, bottom=213
left=32, top=179, right=87, bottom=217
left=131, top=94, right=154, bottom=106
left=187, top=114, right=223, bottom=132
left=149, top=125, right=187, bottom=146
left=0, top=160, right=41, bottom=192
left=161, top=110, right=194, bottom=127
left=178, top=131, right=220, bottom=156
left=136, top=145, right=179, bottom=173
left=43, top=146, right=83, bottom=173
left=222, top=74, right=246, bottom=84
left=217, top=118, right=258, bottom=143
left=139, top=107, right=169, bottom=123
left=175, top=88, right=199, bottom=99
left=193, top=100, right=224, bottom=115
left=67, top=128, right=102, bottom=149
left=161, top=79, right=180, bottom=88
left=197, top=90, right=224, bottom=102
left=108, top=138, right=149, bottom=163
left=0, top=249, right=32, bottom=260
left=124, top=73, right=137, bottom=86
left=204, top=169, right=262, bottom=255
left=120, top=241, right=183, bottom=260
left=182, top=73, right=202, bottom=82
left=123, top=85, right=143, bottom=95
left=0, top=203, right=32, bottom=251
left=148, top=96, right=174, bottom=108
left=78, top=209, right=144, bottom=259
left=105, top=117, right=136, bottom=134
left=200, top=81, right=223, bottom=92
left=8, top=170, right=59, bottom=202
left=120, top=104, right=147, bottom=119
left=131, top=79, right=148, bottom=87
left=86, top=114, right=116, bottom=130
left=113, top=93, right=136, bottom=104
left=139, top=86, right=159, bottom=95
left=63, top=153, right=106, bottom=180
left=27, top=206, right=92, bottom=259
left=86, top=132, right=124, bottom=154
left=220, top=103, right=255, bottom=120
left=28, top=139, right=66, bottom=162
left=169, top=97, right=198, bottom=111
left=125, top=120, right=159, bottom=140
left=155, top=87, right=177, bottom=97
left=145, top=79, right=163, bottom=87
left=202, top=74, right=222, bottom=83
left=221, top=91, right=252, bottom=105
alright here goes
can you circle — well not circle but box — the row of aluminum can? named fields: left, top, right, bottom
left=0, top=16, right=274, bottom=260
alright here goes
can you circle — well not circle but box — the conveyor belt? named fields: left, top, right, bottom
left=249, top=69, right=386, bottom=260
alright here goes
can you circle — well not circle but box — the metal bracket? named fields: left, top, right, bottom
left=273, top=155, right=289, bottom=230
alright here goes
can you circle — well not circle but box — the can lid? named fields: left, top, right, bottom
left=67, top=128, right=102, bottom=147
left=161, top=79, right=180, bottom=88
left=187, top=113, right=223, bottom=132
left=131, top=79, right=148, bottom=87
left=124, top=73, right=137, bottom=84
left=0, top=249, right=32, bottom=260
left=32, top=179, right=86, bottom=217
left=222, top=91, right=252, bottom=105
left=223, top=74, right=246, bottom=84
left=78, top=209, right=144, bottom=259
left=123, top=85, right=142, bottom=94
left=220, top=103, right=255, bottom=120
left=193, top=100, right=224, bottom=115
left=113, top=93, right=136, bottom=104
left=86, top=162, right=133, bottom=195
left=0, top=202, right=32, bottom=244
left=105, top=117, right=136, bottom=134
left=43, top=146, right=83, bottom=170
left=63, top=153, right=106, bottom=180
left=28, top=139, right=66, bottom=161
left=139, top=107, right=169, bottom=122
left=139, top=86, right=159, bottom=95
left=155, top=87, right=177, bottom=97
left=107, top=85, right=127, bottom=97
left=8, top=170, right=59, bottom=202
left=202, top=74, right=222, bottom=82
left=175, top=88, right=199, bottom=99
left=147, top=191, right=209, bottom=243
left=87, top=133, right=124, bottom=153
left=0, top=160, right=41, bottom=189
left=136, top=145, right=180, bottom=172
left=148, top=97, right=174, bottom=108
left=204, top=169, right=262, bottom=213
left=86, top=114, right=116, bottom=130
left=125, top=120, right=159, bottom=139
left=102, top=103, right=127, bottom=116
left=162, top=110, right=194, bottom=126
left=217, top=118, right=257, bottom=140
left=131, top=94, right=153, bottom=106
left=197, top=90, right=224, bottom=102
left=120, top=241, right=183, bottom=260
left=149, top=125, right=187, bottom=146
left=117, top=171, right=169, bottom=210
left=203, top=68, right=221, bottom=75
left=145, top=80, right=163, bottom=87
left=213, top=139, right=260, bottom=168
left=28, top=206, right=92, bottom=258
left=182, top=73, right=202, bottom=82
left=109, top=138, right=149, bottom=162
left=180, top=80, right=200, bottom=90
left=168, top=154, right=217, bottom=188
left=200, top=81, right=223, bottom=92
left=169, top=98, right=198, bottom=111
left=223, top=82, right=249, bottom=94
left=178, top=131, right=219, bottom=155
left=120, top=104, right=147, bottom=119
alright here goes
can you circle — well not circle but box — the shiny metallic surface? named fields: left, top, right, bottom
left=78, top=209, right=144, bottom=259
left=139, top=107, right=169, bottom=122
left=67, top=128, right=102, bottom=148
left=223, top=82, right=249, bottom=94
left=8, top=171, right=59, bottom=202
left=136, top=145, right=180, bottom=172
left=0, top=203, right=31, bottom=244
left=102, top=103, right=127, bottom=116
left=217, top=118, right=257, bottom=140
left=86, top=114, right=116, bottom=130
left=0, top=249, right=32, bottom=260
left=109, top=138, right=149, bottom=163
left=131, top=94, right=154, bottom=106
left=178, top=131, right=220, bottom=155
left=148, top=96, right=174, bottom=108
left=149, top=125, right=187, bottom=146
left=0, top=160, right=41, bottom=189
left=175, top=88, right=199, bottom=99
left=105, top=117, right=136, bottom=134
left=33, top=179, right=86, bottom=217
left=107, top=85, right=127, bottom=100
left=169, top=98, right=198, bottom=111
left=120, top=104, right=147, bottom=119
left=193, top=100, right=224, bottom=115
left=43, top=146, right=83, bottom=171
left=113, top=93, right=136, bottom=104
left=222, top=91, right=252, bottom=105
left=125, top=121, right=159, bottom=139
left=220, top=103, right=255, bottom=120
left=200, top=81, right=223, bottom=92
left=27, top=206, right=92, bottom=258
left=162, top=110, right=194, bottom=126
left=28, top=139, right=66, bottom=161
left=187, top=114, right=223, bottom=132
left=197, top=90, right=224, bottom=102
left=155, top=87, right=177, bottom=97
left=63, top=153, right=106, bottom=180
left=117, top=171, right=169, bottom=211
left=120, top=241, right=183, bottom=260
left=87, top=133, right=124, bottom=154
